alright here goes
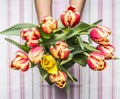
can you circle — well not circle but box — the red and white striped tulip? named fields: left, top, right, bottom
left=41, top=16, right=58, bottom=34
left=60, top=5, right=80, bottom=27
left=20, top=28, right=41, bottom=47
left=90, top=25, right=111, bottom=45
left=49, top=70, right=67, bottom=88
left=10, top=50, right=30, bottom=72
left=96, top=44, right=115, bottom=60
left=50, top=41, right=70, bottom=59
left=28, top=46, right=44, bottom=64
left=87, top=52, right=106, bottom=71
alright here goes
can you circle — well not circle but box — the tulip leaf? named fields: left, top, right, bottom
left=61, top=66, right=77, bottom=82
left=31, top=62, right=37, bottom=68
left=71, top=48, right=85, bottom=55
left=66, top=19, right=102, bottom=39
left=37, top=64, right=48, bottom=79
left=67, top=22, right=90, bottom=39
left=73, top=53, right=88, bottom=66
left=76, top=36, right=84, bottom=50
left=88, top=34, right=93, bottom=44
left=62, top=61, right=75, bottom=69
left=83, top=43, right=98, bottom=52
left=37, top=65, right=53, bottom=85
left=0, top=23, right=36, bottom=36
left=60, top=54, right=73, bottom=65
left=64, top=81, right=70, bottom=94
left=46, top=33, right=67, bottom=45
left=5, top=38, right=30, bottom=53
left=78, top=31, right=90, bottom=35
left=92, top=19, right=102, bottom=25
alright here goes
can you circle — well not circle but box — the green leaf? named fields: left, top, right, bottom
left=88, top=34, right=92, bottom=44
left=73, top=53, right=88, bottom=66
left=76, top=36, right=84, bottom=50
left=37, top=65, right=49, bottom=80
left=0, top=23, right=36, bottom=36
left=62, top=61, right=75, bottom=69
left=64, top=81, right=70, bottom=94
left=37, top=65, right=53, bottom=85
left=79, top=31, right=90, bottom=35
left=46, top=33, right=67, bottom=45
left=61, top=66, right=77, bottom=82
left=83, top=43, right=98, bottom=52
left=5, top=38, right=30, bottom=52
left=31, top=62, right=37, bottom=68
left=66, top=19, right=102, bottom=39
left=67, top=22, right=90, bottom=39
left=60, top=54, right=73, bottom=65
left=92, top=19, right=102, bottom=25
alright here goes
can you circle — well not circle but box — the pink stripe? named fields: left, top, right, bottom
left=8, top=0, right=11, bottom=99
left=111, top=0, right=115, bottom=99
left=20, top=0, right=23, bottom=99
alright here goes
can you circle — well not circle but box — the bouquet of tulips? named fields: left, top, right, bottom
left=0, top=5, right=117, bottom=91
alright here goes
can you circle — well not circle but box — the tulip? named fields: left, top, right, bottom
left=96, top=44, right=115, bottom=60
left=50, top=41, right=70, bottom=59
left=20, top=28, right=41, bottom=47
left=41, top=16, right=58, bottom=34
left=41, top=55, right=58, bottom=74
left=26, top=39, right=39, bottom=47
left=60, top=5, right=80, bottom=27
left=28, top=46, right=44, bottom=64
left=87, top=52, right=106, bottom=71
left=49, top=70, right=67, bottom=88
left=90, top=25, right=111, bottom=45
left=10, top=50, right=30, bottom=72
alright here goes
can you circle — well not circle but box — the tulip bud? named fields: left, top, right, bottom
left=90, top=25, right=111, bottom=45
left=87, top=52, right=106, bottom=71
left=60, top=5, right=80, bottom=27
left=50, top=41, right=70, bottom=59
left=41, top=16, right=58, bottom=34
left=10, top=50, right=30, bottom=72
left=26, top=39, right=39, bottom=48
left=49, top=70, right=67, bottom=88
left=20, top=28, right=41, bottom=47
left=28, top=46, right=44, bottom=64
left=20, top=28, right=29, bottom=40
left=96, top=44, right=115, bottom=60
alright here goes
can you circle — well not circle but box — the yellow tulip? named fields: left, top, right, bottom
left=41, top=55, right=58, bottom=74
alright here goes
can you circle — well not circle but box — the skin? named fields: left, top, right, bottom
left=34, top=0, right=86, bottom=23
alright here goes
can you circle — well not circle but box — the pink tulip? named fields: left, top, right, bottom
left=87, top=52, right=106, bottom=71
left=90, top=25, right=111, bottom=45
left=10, top=50, right=30, bottom=72
left=41, top=16, right=58, bottom=34
left=60, top=5, right=80, bottom=27
left=49, top=70, right=67, bottom=88
left=96, top=44, right=115, bottom=60
left=50, top=41, right=70, bottom=59
left=20, top=28, right=41, bottom=47
left=28, top=46, right=44, bottom=64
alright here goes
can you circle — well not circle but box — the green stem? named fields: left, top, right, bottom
left=83, top=52, right=90, bottom=57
